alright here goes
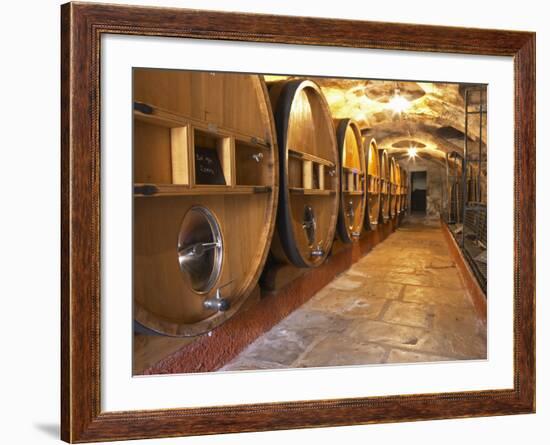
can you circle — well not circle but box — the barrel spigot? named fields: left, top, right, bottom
left=310, top=241, right=325, bottom=258
left=203, top=281, right=233, bottom=312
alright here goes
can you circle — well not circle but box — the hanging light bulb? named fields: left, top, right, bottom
left=408, top=146, right=417, bottom=159
left=388, top=88, right=410, bottom=114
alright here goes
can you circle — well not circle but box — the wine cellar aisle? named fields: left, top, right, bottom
left=221, top=214, right=486, bottom=371
left=132, top=70, right=488, bottom=374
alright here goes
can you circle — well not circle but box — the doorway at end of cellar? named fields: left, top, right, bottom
left=410, top=171, right=427, bottom=213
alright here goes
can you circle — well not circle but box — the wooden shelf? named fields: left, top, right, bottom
left=134, top=103, right=271, bottom=149
left=289, top=187, right=335, bottom=196
left=134, top=183, right=271, bottom=197
left=235, top=136, right=271, bottom=150
left=343, top=190, right=364, bottom=196
left=288, top=148, right=335, bottom=168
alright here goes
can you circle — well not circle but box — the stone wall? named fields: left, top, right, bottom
left=399, top=157, right=445, bottom=219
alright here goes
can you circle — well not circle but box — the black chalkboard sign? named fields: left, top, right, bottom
left=194, top=147, right=226, bottom=185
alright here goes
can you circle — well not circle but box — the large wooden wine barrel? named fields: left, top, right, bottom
left=379, top=149, right=391, bottom=222
left=365, top=138, right=382, bottom=229
left=334, top=119, right=366, bottom=243
left=389, top=157, right=400, bottom=218
left=268, top=79, right=339, bottom=267
left=133, top=69, right=279, bottom=336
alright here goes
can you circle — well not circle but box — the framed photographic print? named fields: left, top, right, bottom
left=61, top=2, right=535, bottom=442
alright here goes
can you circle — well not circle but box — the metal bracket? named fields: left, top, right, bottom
left=251, top=152, right=264, bottom=163
left=178, top=241, right=220, bottom=261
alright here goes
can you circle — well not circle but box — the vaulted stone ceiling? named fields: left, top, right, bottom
left=264, top=76, right=486, bottom=163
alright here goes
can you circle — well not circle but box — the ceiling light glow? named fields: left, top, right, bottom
left=408, top=147, right=418, bottom=158
left=388, top=89, right=410, bottom=114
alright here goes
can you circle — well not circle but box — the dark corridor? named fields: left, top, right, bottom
left=411, top=171, right=427, bottom=213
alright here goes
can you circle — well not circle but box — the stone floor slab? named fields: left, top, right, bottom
left=351, top=282, right=404, bottom=300
left=384, top=271, right=436, bottom=287
left=328, top=275, right=365, bottom=291
left=386, top=349, right=452, bottom=364
left=382, top=300, right=436, bottom=329
left=237, top=330, right=315, bottom=366
left=278, top=309, right=349, bottom=334
left=424, top=269, right=464, bottom=289
left=403, top=285, right=470, bottom=308
left=220, top=359, right=287, bottom=372
left=294, top=336, right=387, bottom=367
left=413, top=329, right=487, bottom=359
left=347, top=319, right=427, bottom=348
left=305, top=291, right=388, bottom=320
left=431, top=304, right=485, bottom=337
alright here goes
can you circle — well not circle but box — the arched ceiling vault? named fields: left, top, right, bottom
left=264, top=75, right=487, bottom=165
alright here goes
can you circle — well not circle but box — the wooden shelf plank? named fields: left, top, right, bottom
left=343, top=190, right=364, bottom=196
left=288, top=148, right=335, bottom=168
left=134, top=103, right=271, bottom=149
left=134, top=183, right=271, bottom=197
left=235, top=136, right=271, bottom=150
left=289, top=187, right=335, bottom=196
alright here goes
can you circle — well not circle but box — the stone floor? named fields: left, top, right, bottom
left=220, top=214, right=487, bottom=372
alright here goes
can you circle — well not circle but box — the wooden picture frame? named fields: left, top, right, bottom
left=61, top=2, right=535, bottom=442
